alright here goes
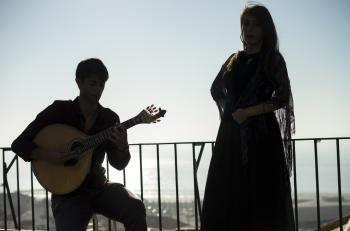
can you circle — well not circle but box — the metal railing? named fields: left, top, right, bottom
left=1, top=138, right=350, bottom=230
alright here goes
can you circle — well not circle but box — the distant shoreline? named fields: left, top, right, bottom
left=14, top=189, right=350, bottom=199
left=1, top=191, right=350, bottom=230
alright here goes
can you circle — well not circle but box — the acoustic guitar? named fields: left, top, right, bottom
left=32, top=105, right=166, bottom=195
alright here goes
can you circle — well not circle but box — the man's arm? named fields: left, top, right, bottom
left=106, top=126, right=131, bottom=170
left=11, top=101, right=60, bottom=161
left=11, top=100, right=75, bottom=163
left=106, top=146, right=131, bottom=170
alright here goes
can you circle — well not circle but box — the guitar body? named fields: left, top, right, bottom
left=30, top=106, right=166, bottom=195
left=32, top=124, right=93, bottom=195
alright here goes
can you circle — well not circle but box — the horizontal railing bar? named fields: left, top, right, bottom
left=1, top=137, right=350, bottom=149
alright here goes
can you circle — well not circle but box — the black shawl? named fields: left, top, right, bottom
left=211, top=51, right=295, bottom=174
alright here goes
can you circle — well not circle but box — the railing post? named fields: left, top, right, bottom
left=156, top=144, right=162, bottom=230
left=2, top=149, right=7, bottom=230
left=292, top=140, right=299, bottom=231
left=106, top=158, right=112, bottom=231
left=192, top=143, right=198, bottom=230
left=314, top=139, right=321, bottom=231
left=174, top=144, right=180, bottom=231
left=30, top=164, right=35, bottom=230
left=16, top=155, right=21, bottom=230
left=123, top=169, right=126, bottom=187
left=139, top=144, right=144, bottom=201
left=192, top=142, right=205, bottom=231
left=45, top=190, right=50, bottom=231
left=3, top=153, right=19, bottom=230
left=336, top=139, right=343, bottom=231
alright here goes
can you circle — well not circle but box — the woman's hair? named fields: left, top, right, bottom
left=238, top=3, right=295, bottom=175
left=76, top=58, right=109, bottom=82
left=240, top=3, right=281, bottom=76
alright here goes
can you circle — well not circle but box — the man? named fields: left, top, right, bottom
left=11, top=58, right=147, bottom=231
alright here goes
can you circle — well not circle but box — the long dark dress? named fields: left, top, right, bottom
left=201, top=52, right=295, bottom=231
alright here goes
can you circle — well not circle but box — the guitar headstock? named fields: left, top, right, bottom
left=136, top=105, right=166, bottom=124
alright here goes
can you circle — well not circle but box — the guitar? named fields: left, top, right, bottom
left=32, top=105, right=166, bottom=195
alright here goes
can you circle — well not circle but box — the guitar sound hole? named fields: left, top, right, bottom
left=70, top=141, right=83, bottom=152
left=64, top=140, right=83, bottom=167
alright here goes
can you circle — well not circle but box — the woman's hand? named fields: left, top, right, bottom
left=232, top=108, right=250, bottom=124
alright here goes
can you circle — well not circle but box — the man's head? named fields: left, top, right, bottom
left=75, top=58, right=109, bottom=82
left=75, top=58, right=108, bottom=104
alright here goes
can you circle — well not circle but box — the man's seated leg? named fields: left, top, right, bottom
left=92, top=182, right=147, bottom=231
left=51, top=193, right=93, bottom=231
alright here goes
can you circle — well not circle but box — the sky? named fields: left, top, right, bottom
left=1, top=0, right=350, bottom=147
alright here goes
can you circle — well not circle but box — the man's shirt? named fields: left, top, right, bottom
left=12, top=97, right=122, bottom=189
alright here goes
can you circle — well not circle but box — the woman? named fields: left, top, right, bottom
left=201, top=3, right=295, bottom=231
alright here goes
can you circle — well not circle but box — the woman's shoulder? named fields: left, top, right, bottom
left=272, top=51, right=286, bottom=66
left=223, top=51, right=244, bottom=64
left=222, top=51, right=243, bottom=70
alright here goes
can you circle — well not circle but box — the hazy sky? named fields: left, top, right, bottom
left=1, top=0, right=350, bottom=147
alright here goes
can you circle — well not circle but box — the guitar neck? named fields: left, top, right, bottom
left=121, top=116, right=142, bottom=129
left=78, top=116, right=140, bottom=153
left=76, top=105, right=166, bottom=154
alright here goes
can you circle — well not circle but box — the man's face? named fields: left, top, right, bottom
left=77, top=74, right=105, bottom=104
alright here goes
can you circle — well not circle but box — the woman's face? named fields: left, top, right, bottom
left=241, top=14, right=264, bottom=48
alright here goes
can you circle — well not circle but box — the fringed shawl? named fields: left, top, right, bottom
left=211, top=51, right=295, bottom=175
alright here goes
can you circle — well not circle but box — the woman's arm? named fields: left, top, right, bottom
left=211, top=53, right=237, bottom=118
left=232, top=54, right=292, bottom=124
left=232, top=103, right=278, bottom=124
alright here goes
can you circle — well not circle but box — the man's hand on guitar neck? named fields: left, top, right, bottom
left=31, top=148, right=76, bottom=164
left=109, top=125, right=129, bottom=152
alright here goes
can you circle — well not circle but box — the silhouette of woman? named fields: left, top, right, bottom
left=202, top=3, right=295, bottom=231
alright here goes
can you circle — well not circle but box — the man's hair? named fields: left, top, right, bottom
left=75, top=58, right=109, bottom=82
